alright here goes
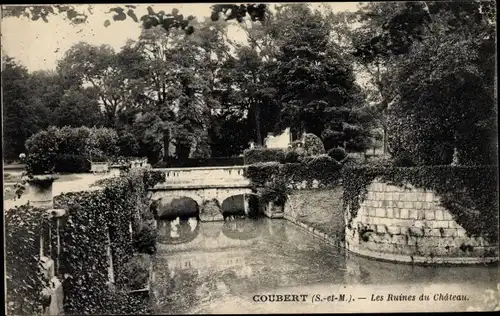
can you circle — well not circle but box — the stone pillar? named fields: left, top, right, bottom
left=106, top=229, right=115, bottom=290
left=263, top=201, right=284, bottom=219
left=46, top=209, right=66, bottom=276
left=243, top=194, right=250, bottom=215
left=26, top=175, right=58, bottom=209
left=41, top=208, right=66, bottom=316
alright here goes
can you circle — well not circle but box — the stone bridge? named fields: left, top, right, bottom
left=149, top=166, right=254, bottom=221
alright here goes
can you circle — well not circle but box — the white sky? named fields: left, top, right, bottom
left=1, top=3, right=361, bottom=72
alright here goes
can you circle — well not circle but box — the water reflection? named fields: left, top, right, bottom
left=152, top=217, right=499, bottom=314
left=223, top=216, right=262, bottom=240
left=157, top=217, right=200, bottom=245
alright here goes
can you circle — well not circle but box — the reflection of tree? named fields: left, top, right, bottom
left=156, top=217, right=200, bottom=245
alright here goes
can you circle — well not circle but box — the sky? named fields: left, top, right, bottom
left=1, top=3, right=361, bottom=72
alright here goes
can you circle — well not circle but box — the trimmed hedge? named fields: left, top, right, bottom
left=52, top=169, right=163, bottom=314
left=303, top=133, right=326, bottom=156
left=25, top=126, right=119, bottom=174
left=243, top=148, right=286, bottom=164
left=154, top=156, right=244, bottom=168
left=342, top=165, right=499, bottom=241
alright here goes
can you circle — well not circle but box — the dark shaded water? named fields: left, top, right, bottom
left=151, top=217, right=499, bottom=314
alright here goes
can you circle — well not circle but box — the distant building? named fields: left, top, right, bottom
left=264, top=128, right=293, bottom=149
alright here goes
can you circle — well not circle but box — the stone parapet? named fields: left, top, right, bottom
left=345, top=180, right=499, bottom=265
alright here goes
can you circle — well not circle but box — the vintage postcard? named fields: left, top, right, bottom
left=2, top=2, right=499, bottom=315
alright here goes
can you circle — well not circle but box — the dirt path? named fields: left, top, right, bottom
left=4, top=173, right=114, bottom=210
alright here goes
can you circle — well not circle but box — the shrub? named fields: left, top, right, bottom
left=305, top=154, right=343, bottom=184
left=117, top=132, right=140, bottom=158
left=88, top=127, right=119, bottom=159
left=342, top=165, right=499, bottom=240
left=243, top=148, right=286, bottom=164
left=283, top=149, right=300, bottom=163
left=303, top=133, right=326, bottom=156
left=25, top=126, right=119, bottom=174
left=327, top=147, right=347, bottom=162
left=243, top=161, right=281, bottom=186
left=260, top=177, right=291, bottom=206
left=25, top=126, right=62, bottom=174
left=54, top=153, right=91, bottom=173
left=143, top=170, right=166, bottom=188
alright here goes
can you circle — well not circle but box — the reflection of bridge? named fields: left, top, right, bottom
left=149, top=166, right=254, bottom=221
left=156, top=220, right=264, bottom=252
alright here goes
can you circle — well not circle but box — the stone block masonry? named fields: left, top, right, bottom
left=345, top=180, right=499, bottom=265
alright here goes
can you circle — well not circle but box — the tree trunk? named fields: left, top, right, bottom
left=254, top=104, right=262, bottom=146
left=383, top=124, right=388, bottom=156
left=163, top=129, right=170, bottom=162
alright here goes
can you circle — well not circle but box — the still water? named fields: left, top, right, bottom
left=151, top=217, right=499, bottom=314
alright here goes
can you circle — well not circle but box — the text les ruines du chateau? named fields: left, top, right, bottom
left=252, top=293, right=469, bottom=303
left=371, top=293, right=469, bottom=302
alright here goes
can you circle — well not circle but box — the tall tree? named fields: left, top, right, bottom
left=386, top=1, right=497, bottom=165
left=271, top=4, right=373, bottom=151
left=57, top=42, right=144, bottom=128
left=2, top=57, right=50, bottom=160
left=226, top=7, right=281, bottom=147
left=53, top=87, right=104, bottom=127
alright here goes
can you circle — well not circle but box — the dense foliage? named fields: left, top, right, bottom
left=25, top=126, right=119, bottom=174
left=3, top=3, right=384, bottom=163
left=5, top=205, right=49, bottom=316
left=328, top=147, right=347, bottom=162
left=342, top=165, right=499, bottom=241
left=330, top=1, right=498, bottom=165
left=302, top=133, right=326, bottom=156
left=245, top=159, right=343, bottom=189
left=50, top=169, right=162, bottom=314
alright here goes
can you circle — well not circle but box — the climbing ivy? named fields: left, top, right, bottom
left=244, top=159, right=343, bottom=206
left=244, top=158, right=343, bottom=189
left=52, top=169, right=163, bottom=314
left=342, top=165, right=499, bottom=241
left=5, top=205, right=50, bottom=316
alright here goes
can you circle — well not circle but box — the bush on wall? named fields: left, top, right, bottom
left=342, top=165, right=499, bottom=241
left=245, top=158, right=343, bottom=189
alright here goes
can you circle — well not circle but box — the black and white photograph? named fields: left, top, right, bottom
left=2, top=2, right=499, bottom=315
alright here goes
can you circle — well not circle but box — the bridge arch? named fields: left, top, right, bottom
left=221, top=193, right=261, bottom=218
left=156, top=196, right=200, bottom=221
